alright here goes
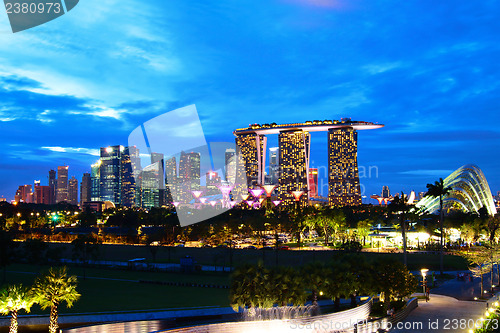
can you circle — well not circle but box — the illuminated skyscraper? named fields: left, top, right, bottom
left=178, top=151, right=201, bottom=202
left=35, top=185, right=52, bottom=204
left=90, top=161, right=101, bottom=202
left=121, top=146, right=137, bottom=207
left=80, top=173, right=91, bottom=206
left=99, top=146, right=123, bottom=204
left=14, top=184, right=32, bottom=203
left=268, top=147, right=279, bottom=185
left=68, top=176, right=78, bottom=205
left=278, top=130, right=310, bottom=207
left=56, top=166, right=69, bottom=203
left=328, top=127, right=361, bottom=206
left=206, top=170, right=221, bottom=195
left=224, top=148, right=236, bottom=184
left=141, top=161, right=163, bottom=208
left=48, top=169, right=56, bottom=204
left=165, top=156, right=178, bottom=202
left=235, top=133, right=267, bottom=186
left=308, top=168, right=318, bottom=198
left=234, top=119, right=382, bottom=207
left=382, top=186, right=390, bottom=198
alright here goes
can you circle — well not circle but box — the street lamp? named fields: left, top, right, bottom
left=421, top=268, right=429, bottom=294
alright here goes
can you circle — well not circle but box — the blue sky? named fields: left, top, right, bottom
left=1, top=0, right=500, bottom=202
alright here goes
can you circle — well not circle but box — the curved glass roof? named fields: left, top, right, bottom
left=416, top=164, right=497, bottom=216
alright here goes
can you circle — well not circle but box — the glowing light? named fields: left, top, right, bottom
left=258, top=198, right=265, bottom=204
left=229, top=201, right=238, bottom=207
left=291, top=190, right=304, bottom=201
left=172, top=202, right=180, bottom=207
left=105, top=147, right=113, bottom=153
left=495, top=302, right=499, bottom=307
left=218, top=186, right=233, bottom=196
left=474, top=297, right=478, bottom=300
left=191, top=190, right=203, bottom=198
left=241, top=194, right=249, bottom=201
left=209, top=201, right=217, bottom=207
left=273, top=200, right=281, bottom=206
left=249, top=188, right=264, bottom=198
left=261, top=185, right=277, bottom=197
left=246, top=200, right=254, bottom=207
left=200, top=198, right=207, bottom=204
left=420, top=268, right=429, bottom=277
left=319, top=291, right=323, bottom=296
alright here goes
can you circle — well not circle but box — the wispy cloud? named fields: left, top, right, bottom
left=41, top=146, right=100, bottom=156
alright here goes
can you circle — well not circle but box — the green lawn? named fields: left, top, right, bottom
left=3, top=264, right=230, bottom=315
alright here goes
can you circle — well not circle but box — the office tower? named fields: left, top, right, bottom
left=224, top=148, right=236, bottom=184
left=139, top=152, right=164, bottom=208
left=80, top=173, right=91, bottom=206
left=308, top=168, right=319, bottom=198
left=99, top=146, right=123, bottom=204
left=14, top=184, right=32, bottom=203
left=206, top=171, right=221, bottom=195
left=56, top=166, right=69, bottom=203
left=269, top=147, right=279, bottom=185
left=68, top=176, right=78, bottom=205
left=382, top=186, right=390, bottom=198
left=278, top=130, right=310, bottom=207
left=235, top=133, right=267, bottom=186
left=178, top=151, right=201, bottom=202
left=328, top=128, right=361, bottom=206
left=48, top=169, right=56, bottom=204
left=90, top=161, right=101, bottom=201
left=121, top=147, right=137, bottom=207
left=165, top=156, right=178, bottom=203
left=35, top=185, right=52, bottom=204
left=141, top=162, right=163, bottom=208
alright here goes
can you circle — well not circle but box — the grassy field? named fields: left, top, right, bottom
left=3, top=264, right=231, bottom=315
left=36, top=242, right=468, bottom=271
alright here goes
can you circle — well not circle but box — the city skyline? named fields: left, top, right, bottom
left=1, top=1, right=500, bottom=201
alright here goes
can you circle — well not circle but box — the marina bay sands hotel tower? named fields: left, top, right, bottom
left=233, top=119, right=383, bottom=207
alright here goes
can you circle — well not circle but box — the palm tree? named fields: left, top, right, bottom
left=0, top=284, right=35, bottom=333
left=31, top=267, right=80, bottom=333
left=388, top=192, right=413, bottom=267
left=425, top=178, right=452, bottom=275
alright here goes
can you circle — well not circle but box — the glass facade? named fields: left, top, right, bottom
left=328, top=127, right=362, bottom=206
left=278, top=130, right=310, bottom=207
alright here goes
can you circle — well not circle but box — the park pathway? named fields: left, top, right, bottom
left=389, top=294, right=485, bottom=333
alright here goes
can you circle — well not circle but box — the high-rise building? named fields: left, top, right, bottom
left=328, top=128, right=361, bottom=206
left=90, top=161, right=101, bottom=202
left=165, top=156, right=178, bottom=203
left=268, top=147, right=279, bottom=185
left=141, top=161, right=163, bottom=208
left=80, top=173, right=91, bottom=206
left=278, top=130, right=310, bottom=207
left=178, top=151, right=201, bottom=203
left=14, top=184, right=32, bottom=203
left=121, top=147, right=137, bottom=207
left=308, top=168, right=319, bottom=198
left=34, top=185, right=52, bottom=204
left=233, top=119, right=382, bottom=207
left=382, top=186, right=390, bottom=198
left=68, top=176, right=78, bottom=205
left=139, top=152, right=164, bottom=208
left=235, top=133, right=267, bottom=186
left=56, top=166, right=69, bottom=203
left=206, top=170, right=221, bottom=195
left=48, top=169, right=56, bottom=204
left=99, top=146, right=123, bottom=204
left=224, top=148, right=236, bottom=184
